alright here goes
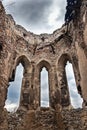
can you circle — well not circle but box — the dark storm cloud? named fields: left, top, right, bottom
left=17, top=0, right=52, bottom=23
left=3, top=0, right=67, bottom=34
left=6, top=0, right=53, bottom=27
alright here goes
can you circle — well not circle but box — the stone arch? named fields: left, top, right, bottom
left=35, top=60, right=52, bottom=107
left=37, top=60, right=51, bottom=72
left=67, top=53, right=82, bottom=99
left=57, top=53, right=71, bottom=107
left=15, top=55, right=31, bottom=74
left=57, top=53, right=77, bottom=106
left=57, top=53, right=83, bottom=108
left=7, top=55, right=33, bottom=110
left=9, top=55, right=32, bottom=81
left=5, top=63, right=24, bottom=112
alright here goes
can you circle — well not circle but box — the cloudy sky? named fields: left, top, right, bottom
left=3, top=0, right=66, bottom=34
left=2, top=0, right=83, bottom=112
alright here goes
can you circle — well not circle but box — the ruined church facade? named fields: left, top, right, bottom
left=0, top=0, right=87, bottom=130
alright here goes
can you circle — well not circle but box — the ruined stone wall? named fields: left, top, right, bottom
left=67, top=0, right=87, bottom=105
left=0, top=0, right=87, bottom=130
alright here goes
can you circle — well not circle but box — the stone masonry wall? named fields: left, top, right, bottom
left=7, top=108, right=87, bottom=130
left=0, top=0, right=87, bottom=130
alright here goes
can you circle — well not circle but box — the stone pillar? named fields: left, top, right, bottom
left=58, top=65, right=70, bottom=107
left=71, top=54, right=83, bottom=97
left=0, top=76, right=8, bottom=130
left=20, top=72, right=35, bottom=110
left=71, top=55, right=81, bottom=86
left=50, top=66, right=61, bottom=109
left=76, top=42, right=87, bottom=106
left=34, top=67, right=40, bottom=109
left=48, top=67, right=54, bottom=107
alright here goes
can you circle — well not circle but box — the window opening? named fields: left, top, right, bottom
left=40, top=67, right=49, bottom=107
left=65, top=61, right=83, bottom=108
left=5, top=63, right=24, bottom=112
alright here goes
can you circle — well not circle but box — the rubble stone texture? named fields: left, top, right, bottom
left=0, top=0, right=87, bottom=129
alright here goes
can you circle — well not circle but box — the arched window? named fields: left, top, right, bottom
left=5, top=63, right=24, bottom=112
left=40, top=67, right=49, bottom=107
left=58, top=54, right=83, bottom=108
left=65, top=61, right=83, bottom=108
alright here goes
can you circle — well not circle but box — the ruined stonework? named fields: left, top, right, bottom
left=0, top=0, right=87, bottom=130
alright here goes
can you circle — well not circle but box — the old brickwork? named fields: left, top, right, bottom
left=0, top=0, right=87, bottom=130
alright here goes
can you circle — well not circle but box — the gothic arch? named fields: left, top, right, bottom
left=15, top=55, right=32, bottom=74
left=57, top=53, right=73, bottom=107
left=37, top=60, right=51, bottom=72
left=8, top=55, right=33, bottom=109
left=57, top=53, right=82, bottom=107
left=10, top=55, right=32, bottom=81
left=58, top=53, right=71, bottom=67
left=58, top=53, right=82, bottom=96
left=35, top=60, right=52, bottom=107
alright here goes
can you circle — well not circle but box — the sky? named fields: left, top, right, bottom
left=65, top=62, right=83, bottom=108
left=41, top=68, right=49, bottom=107
left=2, top=0, right=83, bottom=112
left=5, top=63, right=24, bottom=112
left=2, top=0, right=66, bottom=34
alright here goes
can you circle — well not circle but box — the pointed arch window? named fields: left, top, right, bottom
left=5, top=63, right=24, bottom=112
left=65, top=61, right=83, bottom=108
left=58, top=54, right=83, bottom=108
left=40, top=67, right=49, bottom=107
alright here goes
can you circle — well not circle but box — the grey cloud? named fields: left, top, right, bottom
left=3, top=0, right=67, bottom=33
left=42, top=96, right=49, bottom=102
left=41, top=82, right=49, bottom=91
left=7, top=83, right=21, bottom=101
left=17, top=0, right=52, bottom=22
left=5, top=64, right=23, bottom=105
left=70, top=88, right=79, bottom=98
left=68, top=82, right=83, bottom=108
left=5, top=0, right=53, bottom=28
left=39, top=68, right=49, bottom=106
left=66, top=62, right=83, bottom=108
left=56, top=1, right=67, bottom=21
left=41, top=101, right=49, bottom=107
left=71, top=97, right=83, bottom=108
